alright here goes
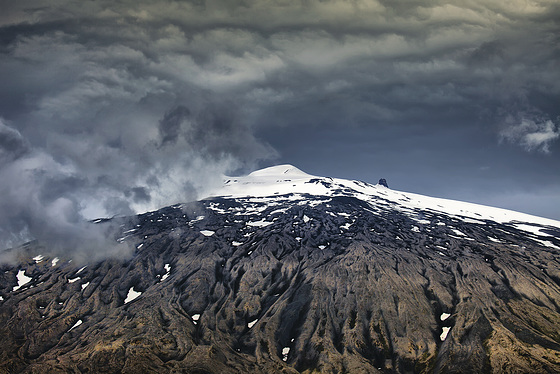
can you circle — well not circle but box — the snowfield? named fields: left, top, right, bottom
left=207, top=164, right=560, bottom=234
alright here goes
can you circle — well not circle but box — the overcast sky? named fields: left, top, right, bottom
left=0, top=0, right=559, bottom=251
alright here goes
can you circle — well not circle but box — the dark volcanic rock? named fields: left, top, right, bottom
left=1, top=195, right=560, bottom=373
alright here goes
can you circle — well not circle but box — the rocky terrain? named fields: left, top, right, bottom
left=1, top=165, right=560, bottom=373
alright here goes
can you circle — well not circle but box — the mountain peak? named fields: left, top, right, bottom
left=211, top=164, right=560, bottom=229
left=247, top=164, right=311, bottom=178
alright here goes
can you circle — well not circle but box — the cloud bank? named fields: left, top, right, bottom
left=0, top=0, right=559, bottom=254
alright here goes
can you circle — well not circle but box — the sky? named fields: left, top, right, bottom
left=0, top=0, right=559, bottom=252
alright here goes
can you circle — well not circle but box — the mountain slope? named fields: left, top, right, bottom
left=1, top=165, right=560, bottom=373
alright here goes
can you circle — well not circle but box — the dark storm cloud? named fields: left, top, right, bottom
left=38, top=175, right=87, bottom=205
left=466, top=41, right=504, bottom=66
left=0, top=0, right=559, bottom=256
left=128, top=187, right=151, bottom=204
left=0, top=120, right=29, bottom=164
left=159, top=105, right=191, bottom=146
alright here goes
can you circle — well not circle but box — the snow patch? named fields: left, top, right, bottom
left=440, top=313, right=451, bottom=321
left=451, top=229, right=465, bottom=236
left=161, top=264, right=171, bottom=281
left=282, top=347, right=290, bottom=361
left=303, top=215, right=310, bottom=223
left=68, top=277, right=80, bottom=283
left=13, top=270, right=32, bottom=292
left=192, top=314, right=200, bottom=324
left=116, top=235, right=132, bottom=243
left=189, top=215, right=205, bottom=224
left=449, top=234, right=474, bottom=241
left=124, top=287, right=142, bottom=304
left=137, top=243, right=144, bottom=249
left=534, top=239, right=560, bottom=250
left=440, top=327, right=451, bottom=341
left=69, top=319, right=82, bottom=331
left=248, top=319, right=258, bottom=328
left=81, top=282, right=90, bottom=290
left=200, top=230, right=215, bottom=237
left=208, top=204, right=229, bottom=214
left=270, top=207, right=289, bottom=215
left=232, top=241, right=243, bottom=246
left=247, top=219, right=273, bottom=227
left=340, top=222, right=353, bottom=230
left=461, top=217, right=485, bottom=224
left=52, top=257, right=59, bottom=267
left=513, top=223, right=547, bottom=236
left=33, top=255, right=44, bottom=263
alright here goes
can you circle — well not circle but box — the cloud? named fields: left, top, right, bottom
left=0, top=99, right=275, bottom=255
left=0, top=148, right=130, bottom=260
left=466, top=41, right=504, bottom=66
left=0, top=119, right=29, bottom=165
left=500, top=116, right=559, bottom=153
left=159, top=105, right=191, bottom=146
left=0, top=0, right=559, bottom=254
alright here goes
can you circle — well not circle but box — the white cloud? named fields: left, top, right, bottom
left=500, top=116, right=559, bottom=153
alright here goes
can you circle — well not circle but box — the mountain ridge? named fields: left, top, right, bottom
left=1, top=165, right=560, bottom=373
left=212, top=164, right=560, bottom=230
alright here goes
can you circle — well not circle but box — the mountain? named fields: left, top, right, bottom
left=1, top=164, right=560, bottom=373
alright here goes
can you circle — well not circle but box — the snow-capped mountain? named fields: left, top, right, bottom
left=1, top=165, right=560, bottom=373
left=207, top=164, right=560, bottom=251
left=212, top=164, right=560, bottom=228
